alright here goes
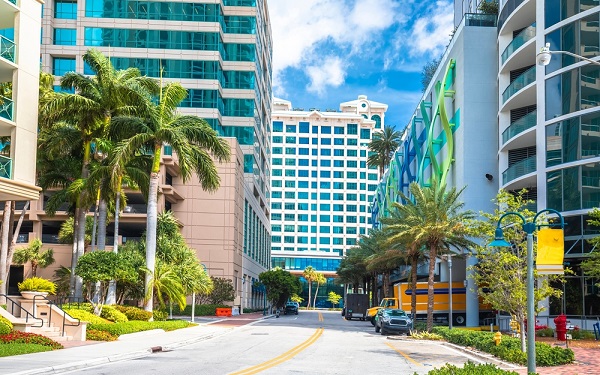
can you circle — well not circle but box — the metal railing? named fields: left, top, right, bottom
left=502, top=110, right=537, bottom=144
left=0, top=154, right=12, bottom=179
left=464, top=13, right=497, bottom=27
left=502, top=66, right=536, bottom=103
left=502, top=156, right=536, bottom=185
left=501, top=23, right=536, bottom=65
left=0, top=294, right=44, bottom=327
left=0, top=35, right=15, bottom=63
left=33, top=294, right=81, bottom=337
left=0, top=95, right=14, bottom=121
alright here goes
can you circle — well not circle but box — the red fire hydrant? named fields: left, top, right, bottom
left=554, top=314, right=567, bottom=341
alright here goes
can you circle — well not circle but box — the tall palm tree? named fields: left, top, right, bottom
left=367, top=126, right=403, bottom=176
left=362, top=228, right=403, bottom=299
left=111, top=82, right=230, bottom=312
left=303, top=266, right=317, bottom=309
left=395, top=182, right=477, bottom=331
left=312, top=272, right=326, bottom=308
left=41, top=48, right=158, bottom=299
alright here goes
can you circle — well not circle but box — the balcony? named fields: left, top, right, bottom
left=502, top=66, right=536, bottom=103
left=0, top=154, right=11, bottom=178
left=0, top=35, right=15, bottom=64
left=502, top=156, right=536, bottom=185
left=464, top=13, right=497, bottom=27
left=0, top=95, right=13, bottom=121
left=502, top=110, right=537, bottom=144
left=501, top=23, right=535, bottom=65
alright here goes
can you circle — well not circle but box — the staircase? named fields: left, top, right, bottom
left=29, top=320, right=75, bottom=342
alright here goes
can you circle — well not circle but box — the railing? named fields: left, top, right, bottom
left=501, top=23, right=536, bottom=64
left=0, top=154, right=12, bottom=179
left=582, top=123, right=600, bottom=132
left=0, top=35, right=15, bottom=63
left=0, top=294, right=44, bottom=327
left=498, top=0, right=526, bottom=31
left=0, top=95, right=14, bottom=121
left=502, top=110, right=537, bottom=144
left=464, top=13, right=497, bottom=27
left=502, top=66, right=536, bottom=103
left=34, top=294, right=81, bottom=337
left=502, top=156, right=536, bottom=184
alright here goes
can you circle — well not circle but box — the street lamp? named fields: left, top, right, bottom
left=537, top=43, right=600, bottom=66
left=489, top=209, right=564, bottom=374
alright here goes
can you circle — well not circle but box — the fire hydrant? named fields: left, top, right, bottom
left=493, top=331, right=502, bottom=346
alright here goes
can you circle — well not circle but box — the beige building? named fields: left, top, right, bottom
left=0, top=0, right=42, bottom=201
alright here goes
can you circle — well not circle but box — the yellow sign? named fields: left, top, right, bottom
left=536, top=228, right=565, bottom=275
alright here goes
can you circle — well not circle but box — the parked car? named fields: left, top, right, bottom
left=375, top=309, right=412, bottom=335
left=284, top=302, right=299, bottom=315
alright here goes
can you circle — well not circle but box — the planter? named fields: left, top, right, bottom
left=20, top=291, right=49, bottom=300
left=215, top=307, right=232, bottom=317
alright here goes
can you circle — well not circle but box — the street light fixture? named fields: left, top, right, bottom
left=489, top=209, right=565, bottom=375
left=537, top=42, right=600, bottom=66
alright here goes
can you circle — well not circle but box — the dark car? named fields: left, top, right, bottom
left=375, top=309, right=412, bottom=335
left=284, top=302, right=299, bottom=315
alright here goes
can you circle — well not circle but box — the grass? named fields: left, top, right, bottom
left=0, top=343, right=54, bottom=357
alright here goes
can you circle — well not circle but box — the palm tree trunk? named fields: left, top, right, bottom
left=5, top=201, right=28, bottom=278
left=105, top=188, right=121, bottom=305
left=144, top=147, right=162, bottom=313
left=313, top=283, right=319, bottom=308
left=69, top=208, right=79, bottom=298
left=0, top=201, right=11, bottom=303
left=92, top=198, right=108, bottom=304
left=307, top=281, right=312, bottom=309
left=410, top=253, right=418, bottom=324
left=73, top=206, right=87, bottom=300
left=426, top=244, right=437, bottom=332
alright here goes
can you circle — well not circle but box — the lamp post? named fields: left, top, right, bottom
left=537, top=43, right=600, bottom=67
left=489, top=209, right=565, bottom=375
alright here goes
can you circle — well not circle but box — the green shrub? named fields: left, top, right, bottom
left=113, top=305, right=152, bottom=321
left=421, top=361, right=518, bottom=375
left=61, top=302, right=93, bottom=312
left=171, top=304, right=229, bottom=316
left=413, top=322, right=428, bottom=332
left=153, top=310, right=168, bottom=321
left=100, top=306, right=128, bottom=323
left=410, top=331, right=443, bottom=340
left=86, top=329, right=118, bottom=341
left=63, top=309, right=112, bottom=325
left=0, top=316, right=13, bottom=334
left=0, top=343, right=53, bottom=357
left=18, top=277, right=56, bottom=294
left=536, top=328, right=554, bottom=337
left=569, top=329, right=596, bottom=340
left=432, top=327, right=573, bottom=366
left=88, top=320, right=192, bottom=336
left=0, top=331, right=63, bottom=349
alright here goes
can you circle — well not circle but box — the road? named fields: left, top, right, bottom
left=67, top=310, right=489, bottom=375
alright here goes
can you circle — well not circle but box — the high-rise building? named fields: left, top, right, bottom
left=0, top=0, right=42, bottom=202
left=270, top=96, right=386, bottom=303
left=13, top=0, right=273, bottom=310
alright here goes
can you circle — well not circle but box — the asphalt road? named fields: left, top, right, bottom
left=65, top=310, right=486, bottom=375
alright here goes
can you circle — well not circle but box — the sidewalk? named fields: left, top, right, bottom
left=0, top=312, right=271, bottom=375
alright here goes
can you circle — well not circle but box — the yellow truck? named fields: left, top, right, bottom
left=366, top=282, right=489, bottom=326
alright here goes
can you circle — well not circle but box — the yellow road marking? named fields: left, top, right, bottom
left=230, top=328, right=324, bottom=375
left=318, top=312, right=323, bottom=322
left=386, top=342, right=422, bottom=366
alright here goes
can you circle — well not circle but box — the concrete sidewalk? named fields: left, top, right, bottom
left=0, top=312, right=271, bottom=375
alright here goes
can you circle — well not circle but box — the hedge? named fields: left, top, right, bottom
left=100, top=306, right=128, bottom=323
left=0, top=331, right=63, bottom=349
left=113, top=305, right=152, bottom=321
left=0, top=316, right=13, bottom=335
left=432, top=327, right=574, bottom=366
left=63, top=309, right=112, bottom=325
left=171, top=304, right=230, bottom=316
left=419, top=361, right=518, bottom=375
left=86, top=329, right=118, bottom=341
left=88, top=320, right=192, bottom=336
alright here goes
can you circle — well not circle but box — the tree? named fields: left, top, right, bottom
left=12, top=239, right=55, bottom=277
left=259, top=268, right=301, bottom=309
left=328, top=291, right=342, bottom=308
left=394, top=181, right=477, bottom=332
left=197, top=277, right=235, bottom=305
left=581, top=207, right=600, bottom=279
left=478, top=0, right=499, bottom=14
left=290, top=294, right=303, bottom=304
left=421, top=58, right=441, bottom=92
left=367, top=126, right=403, bottom=176
left=312, top=273, right=327, bottom=309
left=471, top=190, right=561, bottom=352
left=303, top=266, right=317, bottom=309
left=110, top=82, right=230, bottom=312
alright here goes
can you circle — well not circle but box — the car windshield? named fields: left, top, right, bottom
left=384, top=310, right=407, bottom=317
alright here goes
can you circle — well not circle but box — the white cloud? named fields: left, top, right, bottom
left=305, top=57, right=347, bottom=95
left=406, top=1, right=454, bottom=57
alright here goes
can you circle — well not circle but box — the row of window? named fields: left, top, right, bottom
left=546, top=111, right=600, bottom=166
left=271, top=213, right=372, bottom=224
left=243, top=199, right=270, bottom=268
left=547, top=161, right=600, bottom=211
left=272, top=225, right=359, bottom=234
left=271, top=203, right=369, bottom=212
left=272, top=121, right=373, bottom=138
left=272, top=136, right=375, bottom=146
left=271, top=257, right=342, bottom=272
left=271, top=192, right=370, bottom=201
left=272, top=236, right=357, bottom=245
left=271, top=179, right=377, bottom=191
left=273, top=167, right=377, bottom=177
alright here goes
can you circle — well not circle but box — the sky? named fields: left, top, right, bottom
left=267, top=0, right=455, bottom=130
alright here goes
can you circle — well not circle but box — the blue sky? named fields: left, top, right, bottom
left=268, top=0, right=455, bottom=130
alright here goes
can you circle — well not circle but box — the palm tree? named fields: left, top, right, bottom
left=303, top=266, right=317, bottom=309
left=110, top=82, right=230, bottom=312
left=312, top=272, right=327, bottom=308
left=367, top=126, right=403, bottom=176
left=394, top=182, right=477, bottom=331
left=362, top=228, right=403, bottom=299
left=12, top=239, right=55, bottom=277
left=41, top=49, right=158, bottom=299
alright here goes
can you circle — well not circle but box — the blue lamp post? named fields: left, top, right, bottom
left=489, top=208, right=564, bottom=374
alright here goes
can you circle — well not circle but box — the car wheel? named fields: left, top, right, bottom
left=295, top=312, right=298, bottom=315
left=370, top=317, right=376, bottom=326
left=375, top=324, right=380, bottom=333
left=380, top=328, right=386, bottom=336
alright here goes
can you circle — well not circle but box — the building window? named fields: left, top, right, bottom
left=347, top=123, right=358, bottom=134
left=299, top=137, right=309, bottom=144
left=299, top=122, right=309, bottom=133
left=286, top=125, right=296, bottom=132
left=273, top=136, right=282, bottom=143
left=273, top=122, right=283, bottom=132
left=334, top=126, right=344, bottom=134
left=53, top=57, right=76, bottom=76
left=54, top=28, right=76, bottom=45
left=55, top=0, right=77, bottom=19
left=348, top=139, right=357, bottom=145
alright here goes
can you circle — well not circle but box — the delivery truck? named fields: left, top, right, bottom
left=344, top=293, right=370, bottom=321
